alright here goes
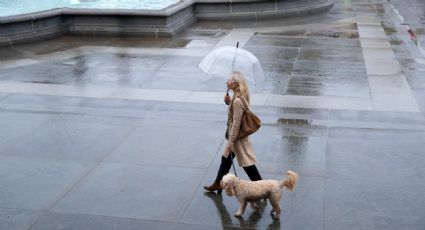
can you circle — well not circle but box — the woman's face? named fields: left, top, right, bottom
left=226, top=78, right=238, bottom=90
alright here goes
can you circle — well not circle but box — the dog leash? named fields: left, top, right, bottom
left=231, top=153, right=238, bottom=177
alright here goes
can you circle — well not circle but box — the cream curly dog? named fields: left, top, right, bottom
left=221, top=171, right=298, bottom=218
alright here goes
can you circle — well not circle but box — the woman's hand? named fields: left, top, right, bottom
left=224, top=94, right=231, bottom=105
left=224, top=142, right=234, bottom=156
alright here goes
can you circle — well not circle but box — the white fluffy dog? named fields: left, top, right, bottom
left=220, top=171, right=298, bottom=218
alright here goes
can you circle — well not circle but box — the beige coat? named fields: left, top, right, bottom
left=223, top=97, right=257, bottom=167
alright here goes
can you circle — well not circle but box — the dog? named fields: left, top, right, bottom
left=220, top=171, right=298, bottom=218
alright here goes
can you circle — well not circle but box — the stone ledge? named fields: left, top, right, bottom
left=0, top=0, right=333, bottom=46
left=195, top=0, right=333, bottom=20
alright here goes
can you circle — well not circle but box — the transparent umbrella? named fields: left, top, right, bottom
left=198, top=44, right=265, bottom=85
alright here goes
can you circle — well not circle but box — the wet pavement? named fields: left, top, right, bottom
left=1, top=0, right=425, bottom=229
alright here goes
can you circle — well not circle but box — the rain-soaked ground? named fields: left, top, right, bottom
left=1, top=0, right=425, bottom=229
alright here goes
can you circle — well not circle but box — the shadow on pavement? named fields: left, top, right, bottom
left=204, top=192, right=281, bottom=229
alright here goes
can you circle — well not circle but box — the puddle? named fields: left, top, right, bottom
left=189, top=30, right=225, bottom=38
left=346, top=23, right=358, bottom=30
left=300, top=49, right=323, bottom=59
left=68, top=56, right=88, bottom=78
left=382, top=25, right=397, bottom=35
left=62, top=61, right=78, bottom=66
left=415, top=28, right=425, bottom=35
left=117, top=53, right=140, bottom=59
left=185, top=39, right=212, bottom=48
left=374, top=4, right=385, bottom=13
left=415, top=58, right=425, bottom=65
left=163, top=39, right=191, bottom=48
left=389, top=39, right=403, bottom=45
left=255, top=30, right=307, bottom=37
left=305, top=31, right=359, bottom=39
left=278, top=118, right=312, bottom=126
left=26, top=80, right=61, bottom=84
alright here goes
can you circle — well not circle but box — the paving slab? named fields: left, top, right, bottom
left=52, top=163, right=205, bottom=221
left=298, top=47, right=364, bottom=63
left=292, top=60, right=367, bottom=78
left=247, top=46, right=300, bottom=62
left=324, top=176, right=424, bottom=230
left=30, top=212, right=175, bottom=230
left=213, top=29, right=254, bottom=48
left=0, top=94, right=83, bottom=108
left=285, top=76, right=370, bottom=98
left=329, top=109, right=425, bottom=126
left=266, top=95, right=373, bottom=111
left=252, top=125, right=328, bottom=176
left=365, top=59, right=402, bottom=75
left=104, top=121, right=224, bottom=168
left=357, top=25, right=387, bottom=39
left=360, top=38, right=392, bottom=49
left=153, top=101, right=226, bottom=122
left=78, top=96, right=159, bottom=113
left=414, top=90, right=425, bottom=113
left=0, top=208, right=44, bottom=230
left=0, top=93, right=8, bottom=100
left=0, top=59, right=39, bottom=70
left=362, top=48, right=396, bottom=61
left=0, top=110, right=56, bottom=146
left=110, top=88, right=192, bottom=103
left=0, top=82, right=118, bottom=99
left=255, top=106, right=329, bottom=125
left=0, top=155, right=94, bottom=210
left=369, top=75, right=420, bottom=112
left=0, top=96, right=158, bottom=122
left=0, top=117, right=134, bottom=162
left=141, top=70, right=224, bottom=92
left=324, top=128, right=425, bottom=229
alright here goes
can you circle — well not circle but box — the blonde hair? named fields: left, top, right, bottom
left=230, top=71, right=250, bottom=104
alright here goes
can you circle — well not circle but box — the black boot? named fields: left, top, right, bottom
left=204, top=154, right=234, bottom=195
left=243, top=165, right=262, bottom=181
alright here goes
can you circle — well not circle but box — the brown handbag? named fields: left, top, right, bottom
left=237, top=98, right=261, bottom=139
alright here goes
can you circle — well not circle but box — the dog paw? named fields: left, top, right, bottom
left=253, top=205, right=261, bottom=213
left=234, top=212, right=242, bottom=218
left=250, top=202, right=260, bottom=212
left=270, top=211, right=280, bottom=219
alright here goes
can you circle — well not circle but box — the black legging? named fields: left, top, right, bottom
left=215, top=152, right=262, bottom=182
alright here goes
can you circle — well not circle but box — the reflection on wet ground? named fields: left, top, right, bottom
left=203, top=193, right=281, bottom=229
left=277, top=118, right=312, bottom=126
left=0, top=0, right=425, bottom=229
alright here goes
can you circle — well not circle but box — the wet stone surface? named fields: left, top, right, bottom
left=0, top=0, right=425, bottom=229
left=30, top=212, right=175, bottom=230
left=0, top=93, right=9, bottom=100
left=325, top=128, right=425, bottom=230
left=0, top=208, right=44, bottom=230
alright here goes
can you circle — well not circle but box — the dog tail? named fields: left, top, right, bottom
left=281, top=170, right=298, bottom=191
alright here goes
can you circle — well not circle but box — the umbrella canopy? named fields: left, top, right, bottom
left=198, top=46, right=265, bottom=84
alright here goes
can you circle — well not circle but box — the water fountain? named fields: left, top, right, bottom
left=0, top=0, right=333, bottom=46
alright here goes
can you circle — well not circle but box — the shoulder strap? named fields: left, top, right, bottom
left=237, top=97, right=249, bottom=112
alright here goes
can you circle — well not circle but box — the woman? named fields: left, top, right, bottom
left=204, top=71, right=262, bottom=194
